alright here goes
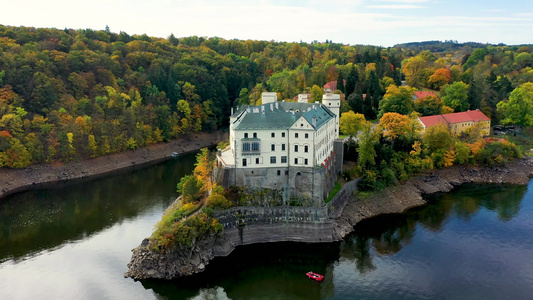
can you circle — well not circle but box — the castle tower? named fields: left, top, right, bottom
left=322, top=93, right=340, bottom=138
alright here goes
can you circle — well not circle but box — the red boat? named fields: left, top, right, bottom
left=306, top=271, right=324, bottom=282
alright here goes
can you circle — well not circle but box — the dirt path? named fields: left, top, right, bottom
left=0, top=130, right=228, bottom=201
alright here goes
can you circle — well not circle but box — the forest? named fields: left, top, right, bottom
left=0, top=25, right=532, bottom=168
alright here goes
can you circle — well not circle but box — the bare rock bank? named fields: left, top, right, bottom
left=125, top=156, right=533, bottom=280
left=0, top=130, right=227, bottom=201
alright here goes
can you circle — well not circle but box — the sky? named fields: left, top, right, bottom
left=4, top=0, right=533, bottom=47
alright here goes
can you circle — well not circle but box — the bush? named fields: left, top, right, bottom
left=206, top=194, right=233, bottom=211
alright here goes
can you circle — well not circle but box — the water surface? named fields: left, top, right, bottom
left=0, top=158, right=531, bottom=299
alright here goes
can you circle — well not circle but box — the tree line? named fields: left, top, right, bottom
left=0, top=26, right=532, bottom=168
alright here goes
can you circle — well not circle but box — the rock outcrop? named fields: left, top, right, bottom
left=125, top=156, right=533, bottom=280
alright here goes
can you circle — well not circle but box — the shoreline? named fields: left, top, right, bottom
left=125, top=155, right=533, bottom=280
left=0, top=130, right=228, bottom=201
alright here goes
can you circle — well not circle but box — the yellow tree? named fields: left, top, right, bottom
left=378, top=112, right=411, bottom=142
left=339, top=110, right=366, bottom=139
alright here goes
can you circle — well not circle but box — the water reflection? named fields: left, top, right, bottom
left=142, top=242, right=340, bottom=300
left=341, top=183, right=527, bottom=275
left=0, top=153, right=196, bottom=261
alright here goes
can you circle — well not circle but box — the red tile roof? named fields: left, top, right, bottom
left=419, top=110, right=490, bottom=128
left=442, top=111, right=473, bottom=124
left=324, top=79, right=346, bottom=91
left=466, top=110, right=491, bottom=122
left=418, top=115, right=448, bottom=127
left=414, top=91, right=437, bottom=99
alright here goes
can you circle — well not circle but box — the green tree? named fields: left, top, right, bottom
left=497, top=82, right=533, bottom=128
left=357, top=122, right=379, bottom=168
left=378, top=85, right=415, bottom=118
left=442, top=81, right=469, bottom=112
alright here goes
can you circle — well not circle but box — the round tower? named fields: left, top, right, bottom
left=322, top=93, right=341, bottom=138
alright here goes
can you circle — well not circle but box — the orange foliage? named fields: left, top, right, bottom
left=428, top=68, right=452, bottom=89
left=379, top=112, right=411, bottom=141
left=0, top=130, right=13, bottom=138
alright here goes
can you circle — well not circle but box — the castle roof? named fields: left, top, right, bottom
left=232, top=102, right=335, bottom=131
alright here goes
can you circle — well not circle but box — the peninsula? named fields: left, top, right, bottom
left=125, top=155, right=533, bottom=280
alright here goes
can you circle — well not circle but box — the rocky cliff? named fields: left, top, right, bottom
left=125, top=156, right=533, bottom=280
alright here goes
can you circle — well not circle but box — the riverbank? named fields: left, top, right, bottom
left=125, top=156, right=533, bottom=280
left=0, top=130, right=228, bottom=201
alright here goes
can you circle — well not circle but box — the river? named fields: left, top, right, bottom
left=0, top=155, right=532, bottom=299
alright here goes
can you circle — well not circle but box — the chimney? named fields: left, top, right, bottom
left=231, top=107, right=234, bottom=115
left=312, top=115, right=317, bottom=127
left=270, top=103, right=273, bottom=111
left=261, top=105, right=265, bottom=116
left=275, top=102, right=279, bottom=109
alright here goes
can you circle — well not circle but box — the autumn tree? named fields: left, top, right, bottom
left=339, top=111, right=366, bottom=142
left=402, top=56, right=427, bottom=88
left=427, top=68, right=451, bottom=90
left=310, top=85, right=323, bottom=103
left=378, top=112, right=411, bottom=143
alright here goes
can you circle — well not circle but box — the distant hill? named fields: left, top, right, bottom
left=394, top=40, right=500, bottom=52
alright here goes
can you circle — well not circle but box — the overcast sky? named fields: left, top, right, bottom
left=4, top=0, right=533, bottom=47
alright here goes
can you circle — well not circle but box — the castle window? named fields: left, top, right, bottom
left=304, top=145, right=309, bottom=153
left=242, top=158, right=247, bottom=167
left=277, top=170, right=281, bottom=176
left=270, top=156, right=276, bottom=164
left=305, top=133, right=309, bottom=138
left=305, top=159, right=308, bottom=165
left=294, top=158, right=298, bottom=164
left=242, top=142, right=250, bottom=152
left=244, top=133, right=248, bottom=138
left=271, top=144, right=275, bottom=151
left=271, top=132, right=275, bottom=138
left=252, top=142, right=260, bottom=151
left=295, top=133, right=299, bottom=138
left=253, top=132, right=257, bottom=138
left=256, top=158, right=259, bottom=164
left=294, top=145, right=299, bottom=152
left=281, top=156, right=287, bottom=163
left=285, top=170, right=288, bottom=175
left=282, top=144, right=286, bottom=151
left=282, top=132, right=286, bottom=137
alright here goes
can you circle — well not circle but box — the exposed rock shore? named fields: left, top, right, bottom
left=0, top=130, right=227, bottom=201
left=125, top=156, right=533, bottom=280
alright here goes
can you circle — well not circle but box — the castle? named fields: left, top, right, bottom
left=215, top=92, right=343, bottom=206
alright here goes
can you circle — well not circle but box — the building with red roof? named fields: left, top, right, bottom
left=324, top=80, right=346, bottom=93
left=413, top=91, right=437, bottom=100
left=418, top=109, right=491, bottom=136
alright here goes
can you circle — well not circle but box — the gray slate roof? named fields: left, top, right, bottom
left=232, top=102, right=335, bottom=131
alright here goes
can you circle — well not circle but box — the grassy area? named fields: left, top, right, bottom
left=325, top=181, right=342, bottom=203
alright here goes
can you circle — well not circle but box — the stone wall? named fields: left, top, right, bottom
left=214, top=155, right=340, bottom=206
left=213, top=206, right=329, bottom=229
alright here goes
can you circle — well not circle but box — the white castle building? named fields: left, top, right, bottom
left=216, top=92, right=343, bottom=206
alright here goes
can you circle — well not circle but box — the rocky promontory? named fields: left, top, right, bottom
left=125, top=156, right=533, bottom=280
left=0, top=130, right=227, bottom=201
